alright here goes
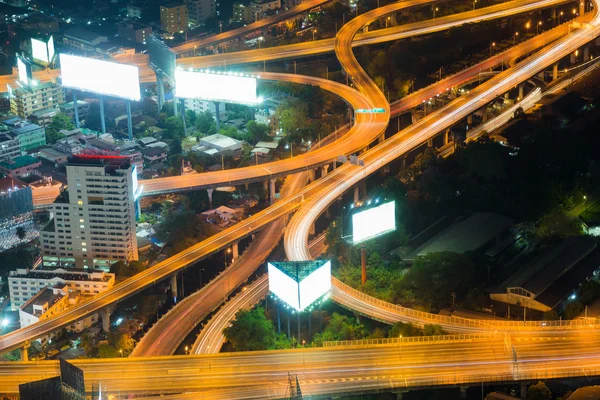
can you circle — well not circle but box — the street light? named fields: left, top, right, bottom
left=573, top=7, right=577, bottom=14
left=185, top=345, right=189, bottom=354
left=559, top=10, right=564, bottom=24
left=514, top=31, right=519, bottom=45
left=119, top=349, right=123, bottom=358
left=537, top=21, right=542, bottom=34
left=584, top=195, right=588, bottom=211
left=285, top=143, right=293, bottom=157
left=258, top=36, right=263, bottom=49
left=386, top=16, right=390, bottom=28
left=312, top=29, right=317, bottom=41
left=525, top=21, right=531, bottom=30
left=219, top=21, right=223, bottom=33
left=490, top=42, right=495, bottom=57
left=433, top=7, right=439, bottom=19
left=225, top=248, right=232, bottom=268
left=473, top=0, right=477, bottom=10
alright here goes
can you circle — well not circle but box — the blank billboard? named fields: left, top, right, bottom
left=147, top=35, right=176, bottom=82
left=268, top=260, right=331, bottom=312
left=48, top=36, right=55, bottom=62
left=60, top=358, right=85, bottom=395
left=352, top=200, right=396, bottom=244
left=17, top=57, right=31, bottom=85
left=32, top=38, right=49, bottom=63
left=175, top=70, right=258, bottom=105
left=60, top=54, right=141, bottom=101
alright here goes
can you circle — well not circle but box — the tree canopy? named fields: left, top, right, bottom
left=45, top=113, right=74, bottom=144
left=223, top=307, right=279, bottom=351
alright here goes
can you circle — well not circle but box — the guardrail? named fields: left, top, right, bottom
left=332, top=278, right=600, bottom=330
left=323, top=333, right=501, bottom=347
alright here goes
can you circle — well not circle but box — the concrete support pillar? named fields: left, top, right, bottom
left=354, top=186, right=359, bottom=204
left=482, top=106, right=488, bottom=123
left=214, top=101, right=221, bottom=132
left=19, top=345, right=29, bottom=362
left=363, top=23, right=369, bottom=33
left=553, top=62, right=559, bottom=80
left=518, top=84, right=524, bottom=101
left=207, top=189, right=214, bottom=208
left=308, top=169, right=316, bottom=183
left=156, top=73, right=165, bottom=111
left=444, top=130, right=449, bottom=145
left=321, top=165, right=329, bottom=177
left=584, top=46, right=590, bottom=61
left=521, top=383, right=528, bottom=399
left=378, top=133, right=385, bottom=143
left=467, top=114, right=473, bottom=125
left=389, top=13, right=397, bottom=26
left=232, top=242, right=239, bottom=259
left=309, top=222, right=315, bottom=235
left=552, top=7, right=557, bottom=21
left=504, top=92, right=510, bottom=100
left=173, top=96, right=178, bottom=116
left=360, top=179, right=367, bottom=198
left=427, top=138, right=433, bottom=147
left=402, top=155, right=407, bottom=169
left=571, top=52, right=577, bottom=64
left=101, top=308, right=111, bottom=333
left=460, top=386, right=468, bottom=399
left=99, top=95, right=106, bottom=134
left=126, top=100, right=133, bottom=141
left=171, top=275, right=178, bottom=300
left=73, top=91, right=80, bottom=129
left=269, top=179, right=276, bottom=203
left=180, top=99, right=187, bottom=137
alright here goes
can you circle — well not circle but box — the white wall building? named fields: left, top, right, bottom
left=8, top=82, right=65, bottom=119
left=186, top=0, right=216, bottom=26
left=9, top=267, right=115, bottom=310
left=39, top=155, right=139, bottom=270
left=184, top=98, right=225, bottom=116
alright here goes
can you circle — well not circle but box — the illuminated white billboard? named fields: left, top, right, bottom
left=352, top=200, right=396, bottom=244
left=17, top=57, right=29, bottom=85
left=174, top=69, right=258, bottom=105
left=268, top=260, right=331, bottom=312
left=31, top=37, right=55, bottom=63
left=60, top=54, right=141, bottom=101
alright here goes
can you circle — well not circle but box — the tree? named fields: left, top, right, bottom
left=164, top=116, right=185, bottom=140
left=108, top=332, right=135, bottom=356
left=389, top=322, right=420, bottom=338
left=15, top=227, right=25, bottom=241
left=170, top=138, right=183, bottom=155
left=85, top=103, right=104, bottom=132
left=401, top=252, right=477, bottom=310
left=423, top=324, right=446, bottom=336
left=246, top=120, right=270, bottom=144
left=223, top=307, right=277, bottom=351
left=543, top=310, right=559, bottom=321
left=564, top=301, right=584, bottom=320
left=45, top=113, right=74, bottom=144
left=97, top=343, right=118, bottom=358
left=185, top=110, right=197, bottom=126
left=527, top=381, right=551, bottom=400
left=195, top=110, right=216, bottom=134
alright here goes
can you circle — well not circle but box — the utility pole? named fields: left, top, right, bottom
left=451, top=292, right=456, bottom=308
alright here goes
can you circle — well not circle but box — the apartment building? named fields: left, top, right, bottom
left=9, top=268, right=115, bottom=310
left=186, top=0, right=216, bottom=26
left=39, top=155, right=139, bottom=270
left=160, top=2, right=189, bottom=34
left=8, top=81, right=65, bottom=119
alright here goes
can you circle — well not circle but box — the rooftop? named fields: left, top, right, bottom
left=21, top=286, right=66, bottom=316
left=87, top=138, right=118, bottom=151
left=200, top=133, right=242, bottom=150
left=501, top=236, right=597, bottom=296
left=406, top=213, right=513, bottom=260
left=10, top=267, right=113, bottom=282
left=7, top=122, right=43, bottom=135
left=0, top=176, right=27, bottom=192
left=59, top=100, right=88, bottom=111
left=0, top=155, right=40, bottom=170
left=568, top=386, right=600, bottom=400
left=161, top=1, right=186, bottom=9
left=64, top=27, right=107, bottom=43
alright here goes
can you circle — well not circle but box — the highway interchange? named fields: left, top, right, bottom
left=3, top=0, right=600, bottom=397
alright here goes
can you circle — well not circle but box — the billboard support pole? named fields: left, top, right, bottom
left=156, top=73, right=165, bottom=110
left=173, top=95, right=178, bottom=116
left=180, top=98, right=187, bottom=137
left=361, top=244, right=367, bottom=284
left=99, top=96, right=106, bottom=134
left=126, top=101, right=133, bottom=141
left=73, top=91, right=80, bottom=129
left=214, top=101, right=221, bottom=131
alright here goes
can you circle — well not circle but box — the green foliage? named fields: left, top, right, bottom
left=579, top=279, right=600, bottom=305
left=163, top=116, right=185, bottom=140
left=155, top=209, right=212, bottom=256
left=401, top=252, right=477, bottom=311
left=527, top=381, right=552, bottom=400
left=389, top=322, right=420, bottom=338
left=423, top=324, right=446, bottom=336
left=110, top=260, right=146, bottom=280
left=223, top=307, right=278, bottom=351
left=15, top=227, right=25, bottom=240
left=245, top=120, right=270, bottom=144
left=312, top=313, right=367, bottom=346
left=195, top=110, right=216, bottom=134
left=185, top=109, right=197, bottom=126
left=564, top=301, right=584, bottom=320
left=97, top=343, right=118, bottom=358
left=45, top=113, right=74, bottom=144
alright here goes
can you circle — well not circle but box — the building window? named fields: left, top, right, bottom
left=77, top=200, right=83, bottom=205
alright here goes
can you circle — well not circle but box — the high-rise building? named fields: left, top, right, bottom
left=160, top=2, right=189, bottom=34
left=40, top=155, right=139, bottom=270
left=8, top=81, right=65, bottom=119
left=186, top=0, right=216, bottom=26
